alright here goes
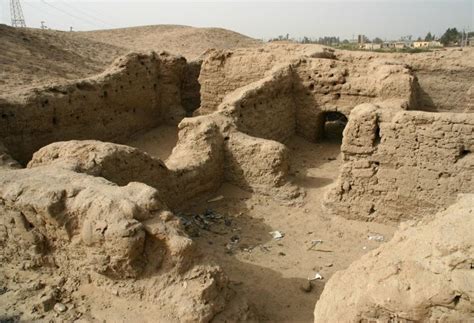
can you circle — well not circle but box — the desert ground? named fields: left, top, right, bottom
left=0, top=24, right=473, bottom=322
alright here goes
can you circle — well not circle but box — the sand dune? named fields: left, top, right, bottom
left=0, top=24, right=260, bottom=95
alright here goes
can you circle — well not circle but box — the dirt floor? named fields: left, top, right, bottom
left=176, top=135, right=396, bottom=322
left=79, top=127, right=396, bottom=321
left=126, top=125, right=179, bottom=160
left=0, top=131, right=396, bottom=323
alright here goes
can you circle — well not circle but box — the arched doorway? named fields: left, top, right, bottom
left=316, top=111, right=348, bottom=143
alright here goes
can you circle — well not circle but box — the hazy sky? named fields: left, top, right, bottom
left=1, top=0, right=473, bottom=40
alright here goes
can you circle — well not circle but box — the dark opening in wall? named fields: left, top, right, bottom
left=182, top=60, right=203, bottom=116
left=321, top=111, right=348, bottom=143
left=374, top=124, right=381, bottom=146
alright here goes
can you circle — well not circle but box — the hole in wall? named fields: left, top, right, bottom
left=319, top=111, right=348, bottom=143
left=453, top=295, right=461, bottom=306
left=374, top=124, right=381, bottom=146
left=456, top=146, right=471, bottom=163
left=459, top=148, right=471, bottom=158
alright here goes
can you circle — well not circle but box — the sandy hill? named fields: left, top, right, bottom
left=0, top=24, right=125, bottom=95
left=78, top=24, right=262, bottom=60
left=0, top=24, right=260, bottom=95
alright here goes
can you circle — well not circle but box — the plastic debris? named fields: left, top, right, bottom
left=308, top=273, right=323, bottom=281
left=176, top=209, right=229, bottom=236
left=207, top=195, right=224, bottom=203
left=368, top=233, right=385, bottom=242
left=270, top=231, right=285, bottom=240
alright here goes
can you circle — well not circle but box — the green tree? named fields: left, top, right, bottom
left=372, top=37, right=383, bottom=44
left=440, top=28, right=461, bottom=46
left=424, top=32, right=433, bottom=41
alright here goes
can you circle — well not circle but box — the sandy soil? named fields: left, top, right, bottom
left=1, top=109, right=467, bottom=321
left=79, top=25, right=262, bottom=61
left=0, top=24, right=125, bottom=96
left=0, top=129, right=397, bottom=322
left=0, top=24, right=260, bottom=97
left=177, top=135, right=396, bottom=322
left=126, top=125, right=179, bottom=160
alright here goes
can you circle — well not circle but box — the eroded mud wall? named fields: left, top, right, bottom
left=315, top=194, right=474, bottom=322
left=198, top=49, right=288, bottom=115
left=293, top=58, right=415, bottom=141
left=325, top=103, right=474, bottom=222
left=219, top=66, right=296, bottom=142
left=198, top=46, right=416, bottom=124
left=181, top=60, right=202, bottom=115
left=0, top=52, right=187, bottom=164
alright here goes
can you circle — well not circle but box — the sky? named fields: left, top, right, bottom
left=1, top=0, right=473, bottom=40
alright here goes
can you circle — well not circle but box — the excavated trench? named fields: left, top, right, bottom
left=0, top=47, right=473, bottom=322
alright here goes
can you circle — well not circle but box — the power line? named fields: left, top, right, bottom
left=39, top=0, right=105, bottom=29
left=22, top=0, right=60, bottom=21
left=53, top=0, right=115, bottom=28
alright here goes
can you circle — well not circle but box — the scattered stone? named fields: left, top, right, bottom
left=38, top=293, right=56, bottom=312
left=300, top=280, right=313, bottom=293
left=28, top=281, right=45, bottom=291
left=230, top=235, right=240, bottom=243
left=278, top=252, right=286, bottom=256
left=54, top=302, right=67, bottom=313
left=270, top=231, right=284, bottom=240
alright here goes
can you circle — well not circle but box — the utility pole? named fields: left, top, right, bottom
left=10, top=0, right=26, bottom=27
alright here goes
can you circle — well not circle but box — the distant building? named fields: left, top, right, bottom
left=429, top=41, right=443, bottom=47
left=394, top=42, right=408, bottom=49
left=383, top=42, right=396, bottom=49
left=357, top=35, right=366, bottom=44
left=413, top=41, right=430, bottom=48
left=413, top=41, right=442, bottom=48
left=363, top=43, right=382, bottom=50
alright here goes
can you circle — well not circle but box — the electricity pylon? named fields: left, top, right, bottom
left=10, top=0, right=27, bottom=28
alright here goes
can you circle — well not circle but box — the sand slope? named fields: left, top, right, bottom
left=0, top=24, right=125, bottom=95
left=79, top=24, right=262, bottom=60
left=0, top=24, right=260, bottom=95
